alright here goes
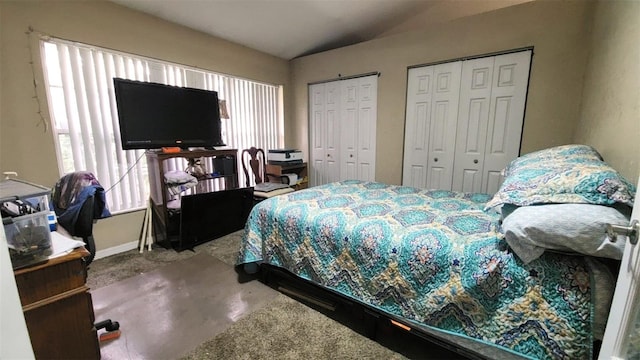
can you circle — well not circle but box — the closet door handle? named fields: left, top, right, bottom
left=434, top=158, right=438, bottom=162
left=473, top=159, right=478, bottom=164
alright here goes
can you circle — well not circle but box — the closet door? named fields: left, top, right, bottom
left=341, top=75, right=377, bottom=182
left=480, top=50, right=531, bottom=194
left=341, top=78, right=359, bottom=180
left=452, top=57, right=494, bottom=192
left=402, top=62, right=462, bottom=190
left=404, top=49, right=531, bottom=193
left=309, top=75, right=377, bottom=186
left=402, top=66, right=434, bottom=188
left=309, top=82, right=341, bottom=186
left=452, top=50, right=531, bottom=193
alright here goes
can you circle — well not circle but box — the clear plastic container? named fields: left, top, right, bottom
left=4, top=211, right=52, bottom=269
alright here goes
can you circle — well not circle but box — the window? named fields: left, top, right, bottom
left=40, top=38, right=284, bottom=213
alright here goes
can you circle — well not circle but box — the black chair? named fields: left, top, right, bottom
left=52, top=171, right=120, bottom=334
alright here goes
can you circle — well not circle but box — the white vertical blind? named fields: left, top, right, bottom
left=40, top=38, right=283, bottom=213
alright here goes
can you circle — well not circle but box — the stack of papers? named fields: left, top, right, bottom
left=49, top=231, right=86, bottom=259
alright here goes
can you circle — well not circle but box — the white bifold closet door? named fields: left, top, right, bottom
left=402, top=61, right=462, bottom=190
left=403, top=50, right=532, bottom=194
left=309, top=75, right=377, bottom=187
left=310, top=81, right=341, bottom=186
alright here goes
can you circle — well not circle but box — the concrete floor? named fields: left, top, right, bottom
left=91, top=253, right=279, bottom=359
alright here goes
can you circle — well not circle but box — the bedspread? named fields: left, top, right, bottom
left=238, top=181, right=596, bottom=359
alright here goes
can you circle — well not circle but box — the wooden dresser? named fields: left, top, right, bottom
left=14, top=247, right=100, bottom=359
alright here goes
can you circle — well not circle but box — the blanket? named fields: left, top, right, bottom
left=238, top=181, right=595, bottom=359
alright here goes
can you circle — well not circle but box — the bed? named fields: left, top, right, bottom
left=237, top=145, right=636, bottom=360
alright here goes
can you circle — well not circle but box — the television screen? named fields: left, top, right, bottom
left=113, top=78, right=224, bottom=150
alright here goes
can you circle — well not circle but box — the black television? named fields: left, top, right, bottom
left=113, top=78, right=225, bottom=150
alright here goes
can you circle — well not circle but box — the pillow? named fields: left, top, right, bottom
left=502, top=144, right=603, bottom=178
left=501, top=203, right=631, bottom=264
left=485, top=151, right=636, bottom=209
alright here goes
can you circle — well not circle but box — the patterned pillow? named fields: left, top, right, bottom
left=502, top=144, right=603, bottom=177
left=485, top=147, right=636, bottom=209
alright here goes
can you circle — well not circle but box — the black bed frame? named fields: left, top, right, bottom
left=244, top=263, right=532, bottom=360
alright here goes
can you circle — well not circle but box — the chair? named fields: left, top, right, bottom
left=51, top=171, right=120, bottom=334
left=241, top=147, right=294, bottom=201
left=241, top=147, right=288, bottom=187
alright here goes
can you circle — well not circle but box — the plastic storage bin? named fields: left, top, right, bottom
left=4, top=211, right=52, bottom=269
left=1, top=178, right=54, bottom=269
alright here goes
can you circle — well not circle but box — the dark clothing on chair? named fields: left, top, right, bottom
left=51, top=171, right=111, bottom=265
left=51, top=171, right=111, bottom=228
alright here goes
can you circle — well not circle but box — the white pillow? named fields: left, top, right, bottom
left=501, top=203, right=630, bottom=264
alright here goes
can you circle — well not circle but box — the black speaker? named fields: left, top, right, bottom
left=212, top=156, right=235, bottom=175
left=222, top=157, right=235, bottom=175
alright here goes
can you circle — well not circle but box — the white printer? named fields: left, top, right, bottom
left=268, top=148, right=303, bottom=164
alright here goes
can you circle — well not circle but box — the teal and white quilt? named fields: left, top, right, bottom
left=238, top=180, right=596, bottom=359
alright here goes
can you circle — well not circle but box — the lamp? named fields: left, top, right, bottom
left=219, top=99, right=230, bottom=120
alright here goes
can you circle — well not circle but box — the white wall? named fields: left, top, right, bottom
left=574, top=0, right=640, bottom=181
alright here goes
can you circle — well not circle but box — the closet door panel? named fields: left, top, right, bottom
left=482, top=50, right=531, bottom=194
left=309, top=82, right=341, bottom=186
left=309, top=84, right=325, bottom=186
left=356, top=76, right=377, bottom=182
left=341, top=79, right=358, bottom=181
left=453, top=57, right=494, bottom=193
left=402, top=67, right=433, bottom=187
left=425, top=62, right=462, bottom=190
left=325, top=91, right=341, bottom=184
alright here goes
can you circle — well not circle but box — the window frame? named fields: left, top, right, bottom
left=40, top=37, right=284, bottom=214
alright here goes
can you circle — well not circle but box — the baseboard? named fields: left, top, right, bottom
left=94, top=241, right=138, bottom=260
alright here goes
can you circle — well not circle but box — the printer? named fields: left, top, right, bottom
left=268, top=148, right=303, bottom=164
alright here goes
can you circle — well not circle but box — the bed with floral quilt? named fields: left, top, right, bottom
left=237, top=145, right=636, bottom=360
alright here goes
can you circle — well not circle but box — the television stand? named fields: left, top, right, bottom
left=146, top=149, right=251, bottom=251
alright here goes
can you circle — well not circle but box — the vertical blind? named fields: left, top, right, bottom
left=40, top=38, right=283, bottom=213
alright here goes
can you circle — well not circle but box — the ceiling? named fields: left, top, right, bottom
left=111, top=0, right=529, bottom=60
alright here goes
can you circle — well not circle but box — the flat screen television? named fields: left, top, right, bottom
left=113, top=78, right=224, bottom=150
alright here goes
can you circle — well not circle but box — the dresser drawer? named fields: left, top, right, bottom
left=14, top=250, right=88, bottom=306
left=23, top=291, right=100, bottom=359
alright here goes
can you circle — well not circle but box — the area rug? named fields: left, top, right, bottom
left=181, top=293, right=407, bottom=360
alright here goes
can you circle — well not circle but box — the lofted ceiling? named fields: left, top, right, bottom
left=111, top=0, right=532, bottom=60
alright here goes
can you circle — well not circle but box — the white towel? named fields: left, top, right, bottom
left=164, top=171, right=198, bottom=196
